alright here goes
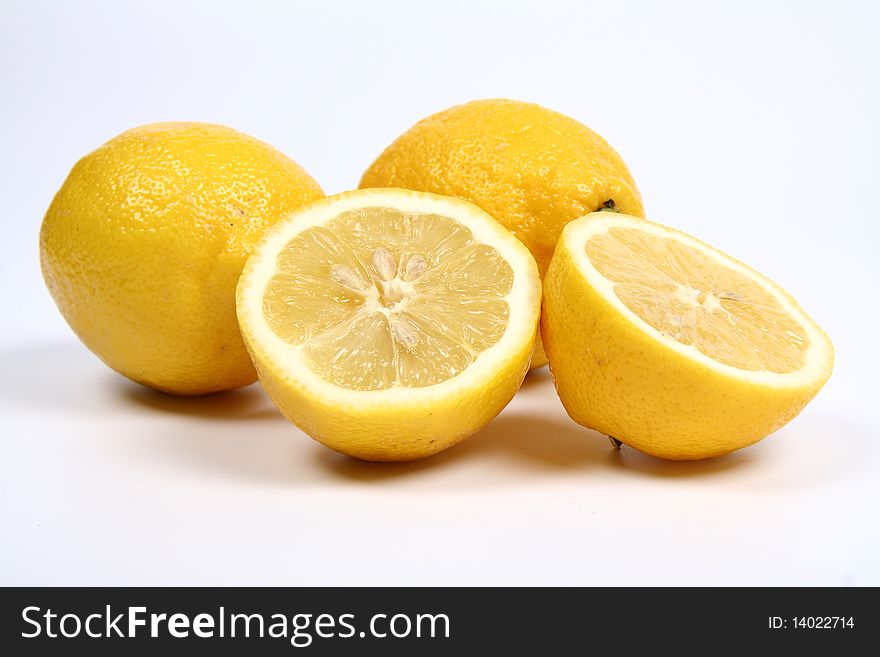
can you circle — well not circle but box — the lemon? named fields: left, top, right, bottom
left=236, top=188, right=541, bottom=461
left=40, top=122, right=323, bottom=395
left=359, top=98, right=644, bottom=367
left=541, top=212, right=834, bottom=460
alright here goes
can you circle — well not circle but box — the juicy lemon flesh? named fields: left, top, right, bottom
left=586, top=227, right=809, bottom=373
left=237, top=189, right=541, bottom=462
left=262, top=207, right=513, bottom=390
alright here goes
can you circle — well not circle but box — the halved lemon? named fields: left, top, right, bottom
left=237, top=188, right=541, bottom=461
left=541, top=212, right=833, bottom=460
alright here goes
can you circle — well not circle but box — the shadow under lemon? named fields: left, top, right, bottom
left=0, top=341, right=763, bottom=485
left=116, top=380, right=309, bottom=487
left=120, top=382, right=279, bottom=422
left=313, top=411, right=756, bottom=483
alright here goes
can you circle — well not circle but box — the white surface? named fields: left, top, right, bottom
left=1, top=0, right=878, bottom=586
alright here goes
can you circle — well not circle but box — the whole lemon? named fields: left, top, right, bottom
left=359, top=98, right=644, bottom=366
left=40, top=122, right=324, bottom=395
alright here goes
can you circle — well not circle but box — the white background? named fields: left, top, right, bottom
left=1, top=0, right=878, bottom=585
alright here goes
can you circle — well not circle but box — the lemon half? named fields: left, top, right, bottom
left=237, top=189, right=541, bottom=461
left=542, top=212, right=833, bottom=460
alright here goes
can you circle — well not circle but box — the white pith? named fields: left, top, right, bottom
left=327, top=249, right=452, bottom=353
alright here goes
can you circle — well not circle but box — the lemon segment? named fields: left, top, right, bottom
left=585, top=227, right=810, bottom=373
left=237, top=189, right=541, bottom=461
left=541, top=212, right=833, bottom=460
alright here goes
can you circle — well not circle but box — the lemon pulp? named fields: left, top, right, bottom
left=586, top=227, right=809, bottom=373
left=262, top=207, right=514, bottom=390
left=236, top=189, right=541, bottom=461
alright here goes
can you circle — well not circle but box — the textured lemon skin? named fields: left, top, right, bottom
left=40, top=123, right=323, bottom=395
left=249, top=331, right=535, bottom=462
left=541, top=217, right=834, bottom=460
left=237, top=189, right=541, bottom=462
left=359, top=98, right=644, bottom=367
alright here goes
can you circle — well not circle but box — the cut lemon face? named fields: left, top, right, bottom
left=237, top=188, right=540, bottom=461
left=541, top=212, right=833, bottom=460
